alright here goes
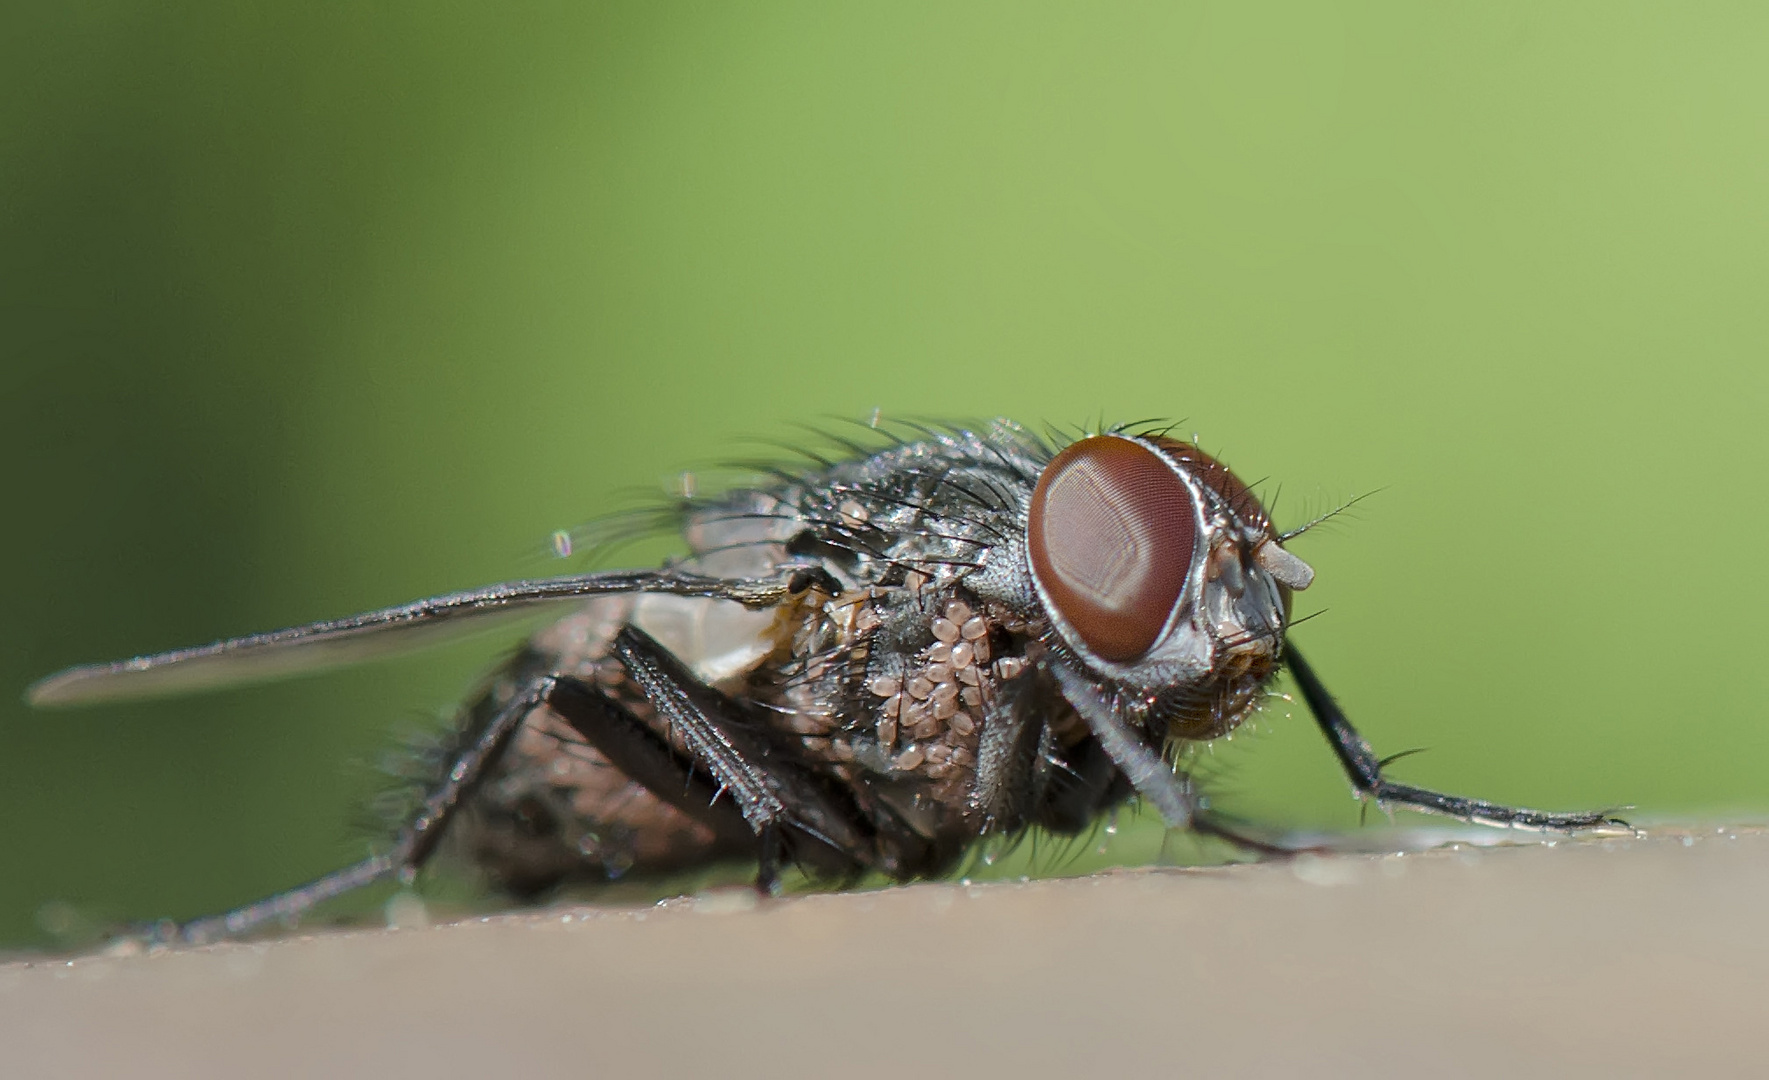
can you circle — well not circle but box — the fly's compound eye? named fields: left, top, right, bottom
left=1027, top=436, right=1198, bottom=663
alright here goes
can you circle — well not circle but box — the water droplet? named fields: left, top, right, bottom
left=551, top=530, right=573, bottom=558
left=383, top=892, right=429, bottom=930
left=35, top=901, right=78, bottom=937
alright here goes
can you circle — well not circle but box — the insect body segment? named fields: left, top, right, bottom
left=27, top=419, right=1623, bottom=942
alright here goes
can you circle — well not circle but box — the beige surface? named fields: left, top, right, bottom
left=4, top=827, right=1765, bottom=1079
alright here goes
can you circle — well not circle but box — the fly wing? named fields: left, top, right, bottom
left=27, top=570, right=788, bottom=707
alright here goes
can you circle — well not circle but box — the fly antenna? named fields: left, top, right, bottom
left=1275, top=488, right=1383, bottom=544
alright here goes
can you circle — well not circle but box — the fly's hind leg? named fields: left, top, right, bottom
left=173, top=614, right=889, bottom=943
left=177, top=670, right=561, bottom=944
left=1286, top=644, right=1627, bottom=832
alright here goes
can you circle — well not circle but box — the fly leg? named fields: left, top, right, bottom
left=1050, top=660, right=1202, bottom=830
left=1286, top=644, right=1626, bottom=831
left=541, top=676, right=755, bottom=851
left=171, top=614, right=879, bottom=942
left=604, top=624, right=882, bottom=892
left=1053, top=657, right=1402, bottom=859
left=178, top=671, right=559, bottom=944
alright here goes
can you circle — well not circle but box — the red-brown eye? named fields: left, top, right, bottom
left=1027, top=436, right=1198, bottom=663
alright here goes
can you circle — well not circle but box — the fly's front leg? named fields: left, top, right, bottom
left=1053, top=658, right=1403, bottom=859
left=1286, top=645, right=1627, bottom=831
left=1050, top=661, right=1200, bottom=830
left=178, top=671, right=558, bottom=944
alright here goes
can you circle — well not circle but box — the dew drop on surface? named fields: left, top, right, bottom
left=383, top=892, right=430, bottom=930
left=1682, top=835, right=1695, bottom=847
left=691, top=888, right=760, bottom=916
left=551, top=530, right=573, bottom=559
left=35, top=900, right=77, bottom=937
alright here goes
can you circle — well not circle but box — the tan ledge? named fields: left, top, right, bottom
left=3, top=825, right=1764, bottom=1078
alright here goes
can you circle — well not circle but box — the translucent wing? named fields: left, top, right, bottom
left=28, top=570, right=786, bottom=708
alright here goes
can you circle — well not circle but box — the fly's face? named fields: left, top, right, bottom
left=1025, top=434, right=1315, bottom=739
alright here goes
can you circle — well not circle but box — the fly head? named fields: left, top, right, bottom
left=1024, top=434, right=1313, bottom=741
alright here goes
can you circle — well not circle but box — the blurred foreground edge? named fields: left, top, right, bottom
left=3, top=825, right=1764, bottom=1080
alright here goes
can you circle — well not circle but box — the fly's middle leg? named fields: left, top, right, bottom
left=604, top=624, right=882, bottom=890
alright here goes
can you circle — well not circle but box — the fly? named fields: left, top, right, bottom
left=26, top=418, right=1623, bottom=942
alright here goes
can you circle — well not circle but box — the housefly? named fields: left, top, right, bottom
left=27, top=418, right=1622, bottom=942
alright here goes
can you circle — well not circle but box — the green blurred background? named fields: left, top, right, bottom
left=4, top=2, right=1766, bottom=950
